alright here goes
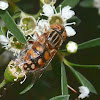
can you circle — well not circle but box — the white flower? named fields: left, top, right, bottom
left=0, top=0, right=9, bottom=10
left=38, top=19, right=50, bottom=30
left=18, top=14, right=37, bottom=36
left=31, top=19, right=50, bottom=41
left=94, top=0, right=100, bottom=14
left=78, top=86, right=90, bottom=99
left=42, top=5, right=75, bottom=20
left=0, top=33, right=25, bottom=56
left=42, top=5, right=76, bottom=37
left=66, top=41, right=78, bottom=53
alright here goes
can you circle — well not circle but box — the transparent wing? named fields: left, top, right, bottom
left=30, top=58, right=53, bottom=84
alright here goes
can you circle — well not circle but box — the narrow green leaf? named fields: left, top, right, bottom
left=56, top=0, right=80, bottom=11
left=20, top=82, right=34, bottom=94
left=61, top=62, right=68, bottom=95
left=78, top=38, right=100, bottom=50
left=12, top=11, right=21, bottom=19
left=80, top=0, right=94, bottom=8
left=50, top=95, right=70, bottom=100
left=67, top=61, right=100, bottom=68
left=0, top=10, right=27, bottom=44
left=63, top=59, right=97, bottom=94
left=0, top=48, right=5, bottom=55
left=75, top=71, right=97, bottom=94
left=0, top=22, right=2, bottom=34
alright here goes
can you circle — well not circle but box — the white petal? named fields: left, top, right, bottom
left=62, top=6, right=75, bottom=20
left=0, top=35, right=9, bottom=45
left=43, top=4, right=54, bottom=17
left=78, top=86, right=90, bottom=99
left=38, top=19, right=50, bottom=30
left=65, top=26, right=76, bottom=37
left=0, top=0, right=9, bottom=10
left=66, top=41, right=78, bottom=53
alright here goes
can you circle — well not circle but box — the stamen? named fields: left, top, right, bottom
left=40, top=13, right=46, bottom=16
left=67, top=85, right=77, bottom=93
left=53, top=6, right=57, bottom=14
left=29, top=34, right=36, bottom=40
left=14, top=74, right=18, bottom=81
left=20, top=74, right=27, bottom=84
left=66, top=22, right=76, bottom=26
left=37, top=17, right=40, bottom=24
left=7, top=31, right=10, bottom=39
left=59, top=5, right=62, bottom=14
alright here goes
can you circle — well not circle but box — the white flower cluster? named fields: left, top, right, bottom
left=94, top=0, right=100, bottom=14
left=41, top=4, right=76, bottom=37
left=0, top=0, right=77, bottom=56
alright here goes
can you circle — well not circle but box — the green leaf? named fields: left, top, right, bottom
left=63, top=59, right=97, bottom=94
left=0, top=48, right=5, bottom=55
left=56, top=0, right=80, bottom=11
left=61, top=62, right=68, bottom=95
left=0, top=10, right=27, bottom=44
left=50, top=95, right=70, bottom=100
left=75, top=71, right=97, bottom=94
left=68, top=16, right=81, bottom=26
left=20, top=82, right=34, bottom=94
left=78, top=38, right=100, bottom=50
left=12, top=11, right=21, bottom=19
left=67, top=61, right=100, bottom=68
left=80, top=0, right=94, bottom=8
left=0, top=22, right=2, bottom=34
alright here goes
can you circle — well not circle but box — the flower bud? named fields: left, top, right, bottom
left=66, top=41, right=78, bottom=53
left=7, top=36, right=25, bottom=56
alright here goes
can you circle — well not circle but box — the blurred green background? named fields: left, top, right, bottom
left=0, top=0, right=100, bottom=100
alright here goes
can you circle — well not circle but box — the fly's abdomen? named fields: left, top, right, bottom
left=23, top=42, right=51, bottom=71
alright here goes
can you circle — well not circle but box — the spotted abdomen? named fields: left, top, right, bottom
left=23, top=42, right=51, bottom=71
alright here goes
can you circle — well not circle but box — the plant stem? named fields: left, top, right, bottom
left=0, top=80, right=7, bottom=89
left=33, top=9, right=42, bottom=19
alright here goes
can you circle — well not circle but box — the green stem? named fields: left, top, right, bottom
left=57, top=51, right=100, bottom=68
left=33, top=9, right=42, bottom=19
left=0, top=80, right=7, bottom=89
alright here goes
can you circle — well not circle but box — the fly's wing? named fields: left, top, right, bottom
left=30, top=57, right=54, bottom=84
left=17, top=42, right=33, bottom=60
